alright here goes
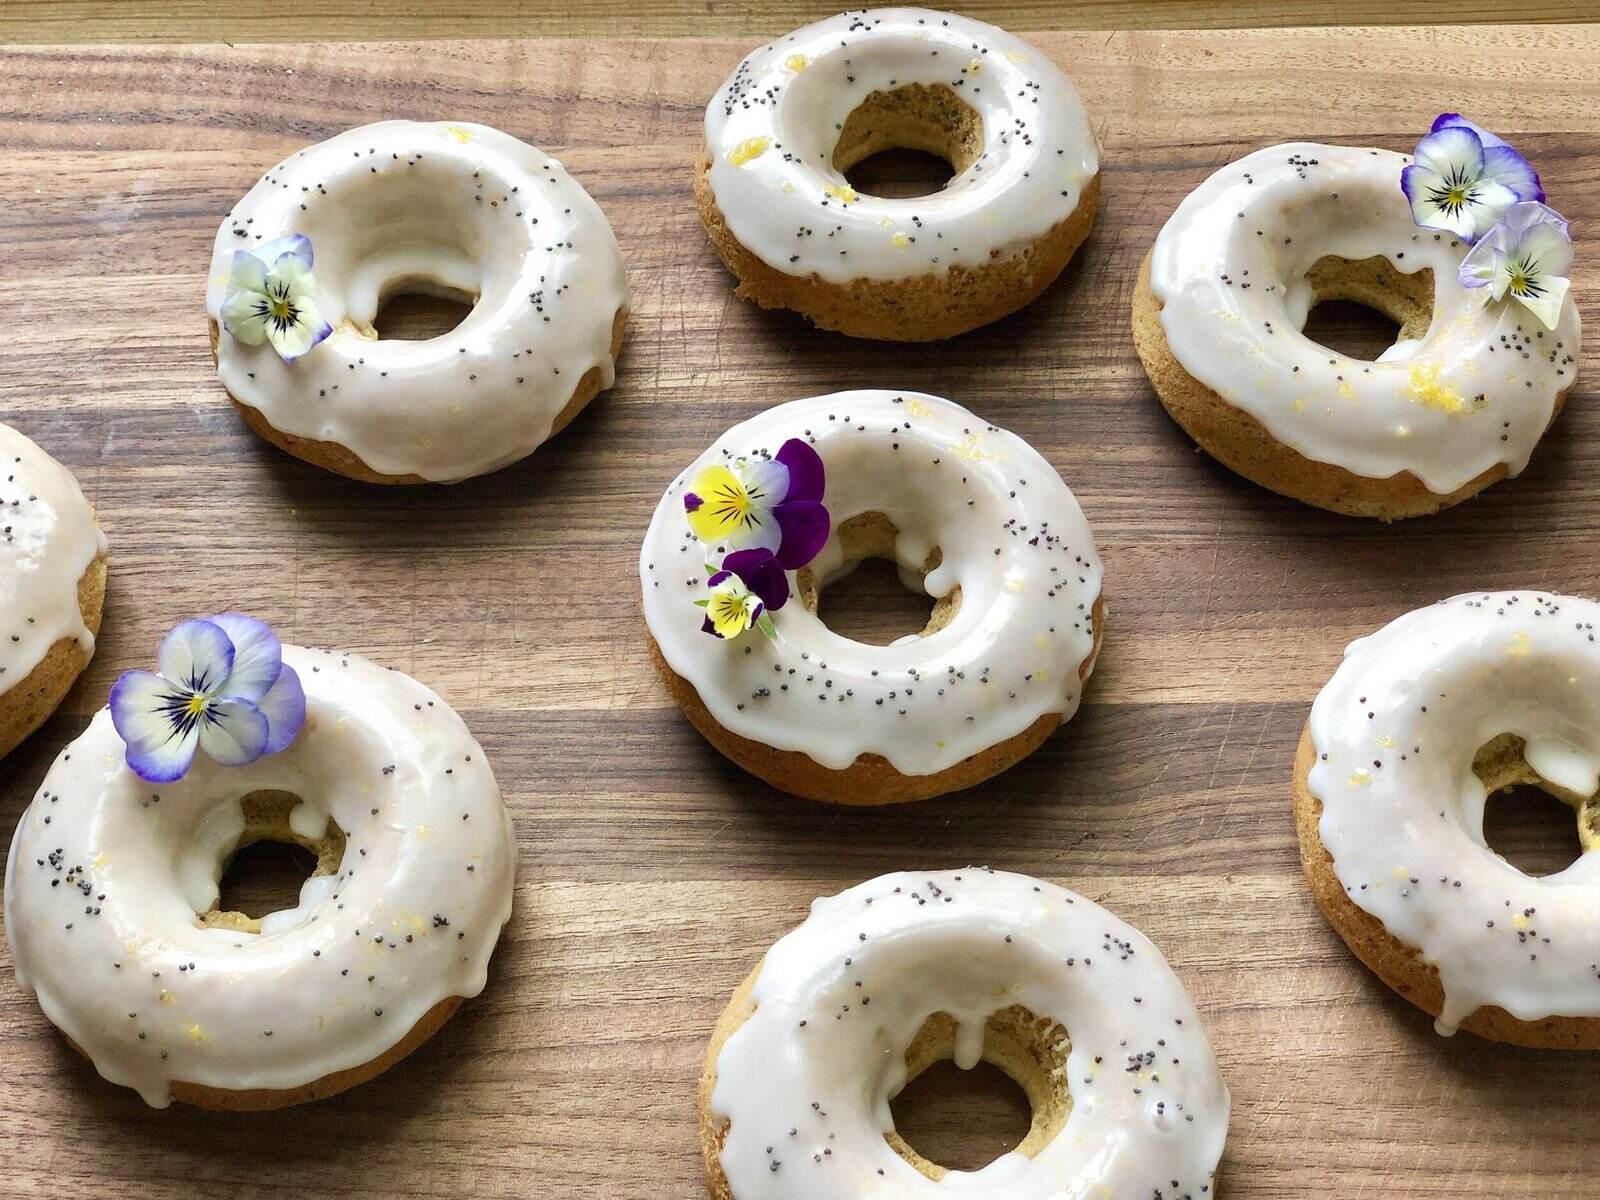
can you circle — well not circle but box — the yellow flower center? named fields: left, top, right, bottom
left=185, top=694, right=208, bottom=717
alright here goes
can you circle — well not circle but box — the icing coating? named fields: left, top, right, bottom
left=639, top=391, right=1103, bottom=775
left=206, top=120, right=630, bottom=483
left=1308, top=591, right=1600, bottom=1033
left=704, top=9, right=1098, bottom=283
left=1150, top=143, right=1581, bottom=494
left=3, top=646, right=515, bottom=1106
left=0, top=422, right=105, bottom=693
left=711, top=868, right=1230, bottom=1197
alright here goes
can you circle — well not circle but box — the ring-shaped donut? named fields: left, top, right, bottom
left=1297, top=590, right=1600, bottom=1048
left=640, top=390, right=1103, bottom=805
left=699, top=869, right=1230, bottom=1198
left=3, top=645, right=517, bottom=1107
left=698, top=9, right=1100, bottom=341
left=206, top=120, right=629, bottom=484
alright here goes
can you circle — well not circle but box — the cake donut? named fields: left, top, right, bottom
left=4, top=617, right=516, bottom=1107
left=1135, top=127, right=1580, bottom=518
left=640, top=391, right=1104, bottom=804
left=699, top=868, right=1230, bottom=1198
left=1297, top=591, right=1600, bottom=1048
left=697, top=9, right=1100, bottom=341
left=0, top=422, right=107, bottom=760
left=206, top=120, right=629, bottom=484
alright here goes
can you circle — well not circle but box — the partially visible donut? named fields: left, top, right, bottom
left=0, top=422, right=107, bottom=760
left=699, top=869, right=1230, bottom=1198
left=697, top=9, right=1100, bottom=341
left=206, top=120, right=630, bottom=484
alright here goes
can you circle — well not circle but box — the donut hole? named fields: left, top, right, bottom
left=1474, top=734, right=1598, bottom=875
left=832, top=83, right=983, bottom=200
left=796, top=511, right=960, bottom=646
left=1298, top=255, right=1434, bottom=362
left=886, top=1007, right=1071, bottom=1180
left=371, top=282, right=477, bottom=341
left=198, top=791, right=346, bottom=934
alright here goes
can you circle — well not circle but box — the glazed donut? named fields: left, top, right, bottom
left=0, top=422, right=107, bottom=759
left=1296, top=591, right=1600, bottom=1049
left=1134, top=141, right=1580, bottom=518
left=640, top=390, right=1104, bottom=805
left=696, top=9, right=1100, bottom=341
left=206, top=120, right=629, bottom=484
left=3, top=642, right=516, bottom=1107
left=699, top=868, right=1230, bottom=1198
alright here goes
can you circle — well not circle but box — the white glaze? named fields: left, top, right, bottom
left=3, top=646, right=516, bottom=1106
left=711, top=869, right=1230, bottom=1197
left=1150, top=143, right=1581, bottom=495
left=206, top=120, right=630, bottom=483
left=639, top=391, right=1103, bottom=776
left=704, top=9, right=1098, bottom=283
left=1308, top=591, right=1600, bottom=1034
left=0, top=423, right=105, bottom=698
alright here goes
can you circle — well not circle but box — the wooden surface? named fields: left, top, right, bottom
left=5, top=0, right=1600, bottom=41
left=2, top=24, right=1599, bottom=1199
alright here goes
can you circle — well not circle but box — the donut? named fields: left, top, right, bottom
left=698, top=868, right=1230, bottom=1198
left=0, top=422, right=107, bottom=760
left=206, top=120, right=629, bottom=484
left=1296, top=591, right=1600, bottom=1049
left=640, top=390, right=1104, bottom=805
left=3, top=623, right=516, bottom=1108
left=1134, top=136, right=1580, bottom=518
left=696, top=9, right=1100, bottom=341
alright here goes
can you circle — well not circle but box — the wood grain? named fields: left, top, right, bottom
left=3, top=0, right=1599, bottom=42
left=1, top=25, right=1598, bottom=1198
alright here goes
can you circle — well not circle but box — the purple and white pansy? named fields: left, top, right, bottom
left=684, top=438, right=830, bottom=641
left=1402, top=114, right=1543, bottom=242
left=110, top=615, right=306, bottom=783
left=1404, top=114, right=1573, bottom=331
left=221, top=234, right=333, bottom=362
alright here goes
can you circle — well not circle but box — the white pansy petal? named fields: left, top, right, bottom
left=272, top=255, right=318, bottom=299
left=199, top=697, right=271, bottom=767
left=221, top=291, right=271, bottom=345
left=269, top=299, right=332, bottom=361
left=1520, top=221, right=1574, bottom=280
left=257, top=234, right=314, bottom=270
left=1515, top=273, right=1569, bottom=331
left=205, top=613, right=282, bottom=702
left=1468, top=180, right=1517, bottom=237
left=1456, top=237, right=1499, bottom=289
left=109, top=670, right=202, bottom=783
left=740, top=457, right=791, bottom=505
left=1414, top=124, right=1485, bottom=180
left=258, top=664, right=307, bottom=754
left=226, top=250, right=268, bottom=296
left=157, top=618, right=235, bottom=694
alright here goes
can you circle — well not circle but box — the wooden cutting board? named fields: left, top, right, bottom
left=2, top=25, right=1598, bottom=1199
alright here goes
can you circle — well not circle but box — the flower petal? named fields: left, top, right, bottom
left=1431, top=112, right=1507, bottom=149
left=257, top=663, right=307, bottom=754
left=158, top=619, right=235, bottom=695
left=226, top=250, right=268, bottom=295
left=774, top=438, right=825, bottom=503
left=684, top=463, right=782, bottom=553
left=205, top=613, right=282, bottom=703
left=270, top=297, right=333, bottom=363
left=198, top=697, right=271, bottom=767
left=257, top=233, right=314, bottom=271
left=1480, top=143, right=1543, bottom=203
left=1513, top=272, right=1569, bottom=331
left=740, top=456, right=790, bottom=506
left=109, top=669, right=201, bottom=783
left=725, top=547, right=790, bottom=612
left=1402, top=165, right=1477, bottom=240
left=1414, top=124, right=1485, bottom=181
left=772, top=499, right=830, bottom=570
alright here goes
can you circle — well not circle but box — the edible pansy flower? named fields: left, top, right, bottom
left=683, top=438, right=829, bottom=570
left=1458, top=201, right=1573, bottom=330
left=110, top=614, right=306, bottom=783
left=221, top=235, right=333, bottom=362
left=695, top=549, right=789, bottom=640
left=1402, top=115, right=1542, bottom=243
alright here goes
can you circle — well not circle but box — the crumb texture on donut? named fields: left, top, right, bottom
left=0, top=422, right=107, bottom=759
left=640, top=392, right=1104, bottom=804
left=1297, top=592, right=1600, bottom=1048
left=3, top=646, right=517, bottom=1107
left=698, top=870, right=1229, bottom=1198
left=697, top=10, right=1100, bottom=340
left=206, top=120, right=630, bottom=483
left=1136, top=143, right=1578, bottom=518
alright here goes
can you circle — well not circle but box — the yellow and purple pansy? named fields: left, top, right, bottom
left=1402, top=114, right=1542, bottom=243
left=685, top=438, right=830, bottom=641
left=221, top=234, right=333, bottom=362
left=110, top=614, right=306, bottom=783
